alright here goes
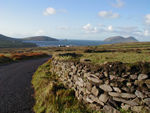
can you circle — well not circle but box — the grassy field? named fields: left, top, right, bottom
left=52, top=42, right=150, bottom=64
left=1, top=42, right=150, bottom=64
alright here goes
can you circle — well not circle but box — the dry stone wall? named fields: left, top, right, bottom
left=51, top=60, right=150, bottom=113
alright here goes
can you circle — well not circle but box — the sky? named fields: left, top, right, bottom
left=0, top=0, right=150, bottom=41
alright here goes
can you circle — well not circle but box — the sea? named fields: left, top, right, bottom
left=24, top=40, right=107, bottom=47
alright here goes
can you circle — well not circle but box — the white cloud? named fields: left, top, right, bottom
left=83, top=24, right=91, bottom=31
left=145, top=14, right=150, bottom=25
left=112, top=0, right=124, bottom=8
left=43, top=7, right=56, bottom=16
left=107, top=25, right=113, bottom=31
left=83, top=24, right=98, bottom=33
left=35, top=30, right=45, bottom=36
left=144, top=30, right=150, bottom=36
left=98, top=11, right=120, bottom=18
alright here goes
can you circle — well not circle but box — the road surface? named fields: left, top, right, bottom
left=0, top=57, right=50, bottom=113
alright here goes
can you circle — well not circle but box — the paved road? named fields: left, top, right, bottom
left=0, top=57, right=50, bottom=113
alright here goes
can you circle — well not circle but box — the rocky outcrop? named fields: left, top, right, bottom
left=50, top=60, right=150, bottom=113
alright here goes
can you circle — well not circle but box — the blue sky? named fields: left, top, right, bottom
left=0, top=0, right=150, bottom=41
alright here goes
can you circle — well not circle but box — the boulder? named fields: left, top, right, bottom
left=86, top=97, right=94, bottom=103
left=113, top=97, right=139, bottom=106
left=99, top=84, right=112, bottom=92
left=126, top=82, right=132, bottom=87
left=143, top=98, right=150, bottom=105
left=75, top=81, right=84, bottom=87
left=99, top=93, right=109, bottom=103
left=86, top=82, right=92, bottom=91
left=104, top=72, right=108, bottom=77
left=130, top=74, right=137, bottom=80
left=109, top=92, right=136, bottom=99
left=138, top=74, right=148, bottom=81
left=87, top=75, right=103, bottom=84
left=113, top=87, right=121, bottom=93
left=131, top=106, right=143, bottom=113
left=135, top=90, right=145, bottom=98
left=91, top=86, right=99, bottom=96
left=145, top=79, right=150, bottom=88
left=103, top=105, right=120, bottom=113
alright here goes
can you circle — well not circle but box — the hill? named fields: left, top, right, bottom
left=104, top=36, right=138, bottom=43
left=22, top=36, right=59, bottom=41
left=0, top=34, right=37, bottom=48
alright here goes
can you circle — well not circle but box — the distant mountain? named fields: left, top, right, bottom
left=22, top=36, right=59, bottom=41
left=0, top=34, right=37, bottom=48
left=104, top=36, right=138, bottom=43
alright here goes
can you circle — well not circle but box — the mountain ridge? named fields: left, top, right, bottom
left=104, top=36, right=138, bottom=43
left=0, top=34, right=37, bottom=48
left=22, top=36, right=59, bottom=41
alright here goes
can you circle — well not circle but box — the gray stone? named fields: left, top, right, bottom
left=122, top=74, right=129, bottom=78
left=103, top=105, right=120, bottom=113
left=86, top=97, right=94, bottom=103
left=104, top=72, right=108, bottom=77
left=86, top=82, right=92, bottom=91
left=109, top=75, right=125, bottom=82
left=134, top=80, right=138, bottom=85
left=110, top=75, right=116, bottom=80
left=113, top=87, right=121, bottom=93
left=78, top=94, right=83, bottom=101
left=89, top=95, right=105, bottom=106
left=83, top=73, right=90, bottom=78
left=108, top=92, right=120, bottom=97
left=135, top=90, right=145, bottom=98
left=121, top=93, right=136, bottom=99
left=99, top=84, right=112, bottom=92
left=99, top=93, right=109, bottom=103
left=143, top=98, right=150, bottom=105
left=75, top=81, right=84, bottom=87
left=145, top=79, right=150, bottom=88
left=130, top=74, right=138, bottom=80
left=138, top=74, right=148, bottom=81
left=89, top=95, right=97, bottom=101
left=126, top=82, right=132, bottom=87
left=105, top=80, right=109, bottom=85
left=121, top=87, right=129, bottom=92
left=96, top=99, right=105, bottom=106
left=131, top=106, right=143, bottom=113
left=87, top=75, right=103, bottom=84
left=109, top=92, right=136, bottom=99
left=85, top=89, right=91, bottom=94
left=113, top=97, right=139, bottom=106
left=91, top=86, right=99, bottom=96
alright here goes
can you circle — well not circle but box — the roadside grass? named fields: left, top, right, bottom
left=32, top=60, right=100, bottom=113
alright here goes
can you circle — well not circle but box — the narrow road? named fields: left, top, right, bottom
left=0, top=57, right=50, bottom=113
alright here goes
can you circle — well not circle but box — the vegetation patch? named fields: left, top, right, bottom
left=10, top=52, right=48, bottom=61
left=32, top=60, right=99, bottom=113
left=0, top=52, right=48, bottom=64
left=0, top=54, right=12, bottom=63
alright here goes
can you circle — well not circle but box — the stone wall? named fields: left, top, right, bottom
left=50, top=59, right=150, bottom=113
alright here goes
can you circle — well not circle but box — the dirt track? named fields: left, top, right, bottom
left=0, top=57, right=50, bottom=113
